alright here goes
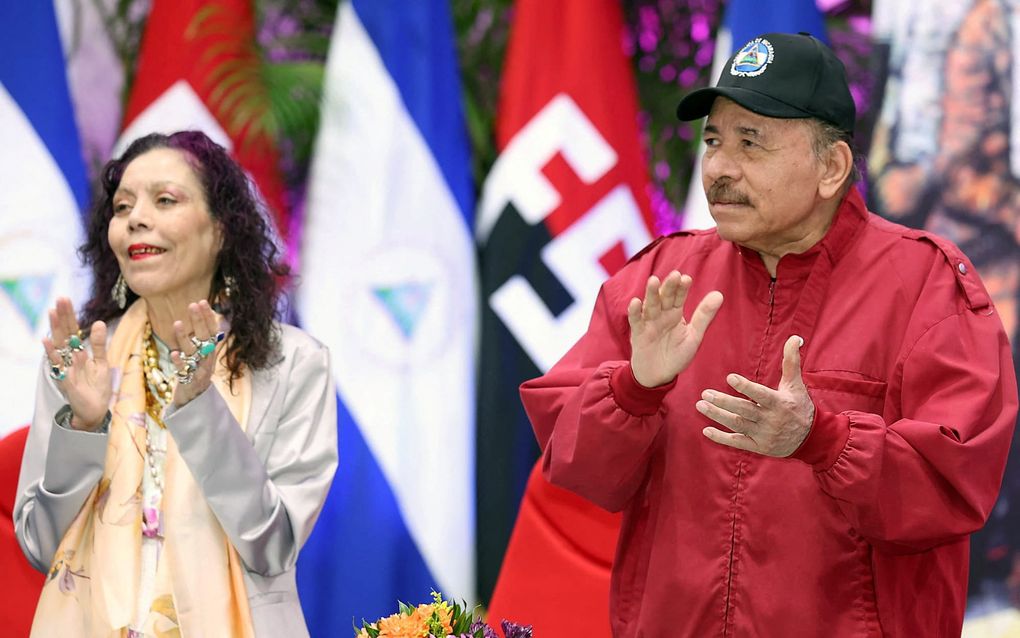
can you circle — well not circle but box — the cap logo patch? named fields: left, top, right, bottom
left=730, top=38, right=774, bottom=77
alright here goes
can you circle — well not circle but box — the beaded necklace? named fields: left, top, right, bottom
left=141, top=323, right=171, bottom=535
left=143, top=323, right=173, bottom=425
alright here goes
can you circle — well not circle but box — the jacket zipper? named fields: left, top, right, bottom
left=752, top=278, right=777, bottom=382
left=723, top=276, right=776, bottom=635
left=722, top=461, right=744, bottom=637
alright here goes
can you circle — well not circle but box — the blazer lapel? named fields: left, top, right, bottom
left=246, top=363, right=283, bottom=437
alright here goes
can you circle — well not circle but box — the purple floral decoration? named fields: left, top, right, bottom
left=624, top=0, right=725, bottom=231
left=499, top=620, right=533, bottom=638
left=469, top=622, right=499, bottom=638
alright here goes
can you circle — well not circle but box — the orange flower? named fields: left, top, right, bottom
left=376, top=610, right=429, bottom=637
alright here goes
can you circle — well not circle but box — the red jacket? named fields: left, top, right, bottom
left=520, top=188, right=1018, bottom=637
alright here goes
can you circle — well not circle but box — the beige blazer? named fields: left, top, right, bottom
left=14, top=322, right=339, bottom=637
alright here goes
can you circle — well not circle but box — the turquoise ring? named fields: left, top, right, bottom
left=48, top=364, right=66, bottom=381
left=190, top=334, right=218, bottom=358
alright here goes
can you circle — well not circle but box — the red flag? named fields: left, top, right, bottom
left=0, top=427, right=44, bottom=637
left=119, top=0, right=288, bottom=242
left=479, top=1, right=654, bottom=634
left=491, top=0, right=655, bottom=238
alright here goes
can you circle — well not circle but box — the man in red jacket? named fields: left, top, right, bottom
left=520, top=32, right=1018, bottom=637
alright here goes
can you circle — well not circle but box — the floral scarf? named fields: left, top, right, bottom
left=31, top=300, right=255, bottom=637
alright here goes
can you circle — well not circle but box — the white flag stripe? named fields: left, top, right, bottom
left=298, top=4, right=476, bottom=600
left=0, top=84, right=88, bottom=435
left=681, top=29, right=731, bottom=231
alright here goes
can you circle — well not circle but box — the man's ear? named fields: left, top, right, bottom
left=818, top=140, right=853, bottom=200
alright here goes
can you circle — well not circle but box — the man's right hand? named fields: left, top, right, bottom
left=628, top=271, right=723, bottom=388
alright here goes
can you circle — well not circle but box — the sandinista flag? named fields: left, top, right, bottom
left=296, top=0, right=477, bottom=634
left=116, top=0, right=288, bottom=242
left=0, top=2, right=90, bottom=437
left=477, top=0, right=655, bottom=632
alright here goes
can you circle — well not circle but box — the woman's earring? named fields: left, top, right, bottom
left=111, top=273, right=127, bottom=309
left=213, top=275, right=236, bottom=313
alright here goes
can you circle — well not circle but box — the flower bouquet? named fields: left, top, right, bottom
left=355, top=591, right=532, bottom=638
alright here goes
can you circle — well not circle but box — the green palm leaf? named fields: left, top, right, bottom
left=186, top=5, right=327, bottom=168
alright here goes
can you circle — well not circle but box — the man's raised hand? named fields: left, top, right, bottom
left=628, top=271, right=723, bottom=388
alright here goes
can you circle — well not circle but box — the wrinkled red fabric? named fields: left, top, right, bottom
left=521, top=188, right=1018, bottom=637
left=0, top=426, right=44, bottom=637
left=487, top=462, right=618, bottom=638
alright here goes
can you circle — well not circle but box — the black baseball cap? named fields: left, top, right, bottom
left=676, top=32, right=855, bottom=134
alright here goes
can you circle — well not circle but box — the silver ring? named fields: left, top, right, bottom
left=175, top=367, right=196, bottom=384
left=55, top=345, right=74, bottom=368
left=174, top=353, right=201, bottom=385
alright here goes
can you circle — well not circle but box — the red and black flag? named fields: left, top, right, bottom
left=475, top=0, right=655, bottom=630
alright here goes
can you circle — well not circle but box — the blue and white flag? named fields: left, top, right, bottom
left=0, top=3, right=90, bottom=436
left=296, top=0, right=477, bottom=632
left=682, top=0, right=829, bottom=230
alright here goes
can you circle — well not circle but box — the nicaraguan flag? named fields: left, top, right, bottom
left=295, top=0, right=477, bottom=633
left=682, top=0, right=828, bottom=229
left=0, top=3, right=90, bottom=436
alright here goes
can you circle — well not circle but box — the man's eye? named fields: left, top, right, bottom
left=704, top=138, right=719, bottom=147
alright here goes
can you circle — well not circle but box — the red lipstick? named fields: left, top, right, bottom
left=128, top=243, right=166, bottom=260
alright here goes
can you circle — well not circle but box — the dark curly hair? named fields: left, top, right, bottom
left=79, top=131, right=290, bottom=382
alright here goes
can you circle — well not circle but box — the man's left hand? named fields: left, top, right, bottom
left=698, top=335, right=815, bottom=457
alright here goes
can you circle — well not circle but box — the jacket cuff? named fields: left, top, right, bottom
left=610, top=364, right=676, bottom=416
left=790, top=409, right=851, bottom=469
left=54, top=405, right=111, bottom=434
left=43, top=408, right=108, bottom=493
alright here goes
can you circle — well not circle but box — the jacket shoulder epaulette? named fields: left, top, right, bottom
left=893, top=224, right=991, bottom=311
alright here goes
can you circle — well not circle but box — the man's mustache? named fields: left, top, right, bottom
left=707, top=181, right=751, bottom=206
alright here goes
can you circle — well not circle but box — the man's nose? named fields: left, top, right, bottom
left=702, top=147, right=740, bottom=184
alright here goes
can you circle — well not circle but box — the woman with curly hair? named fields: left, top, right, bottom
left=14, top=130, right=338, bottom=637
